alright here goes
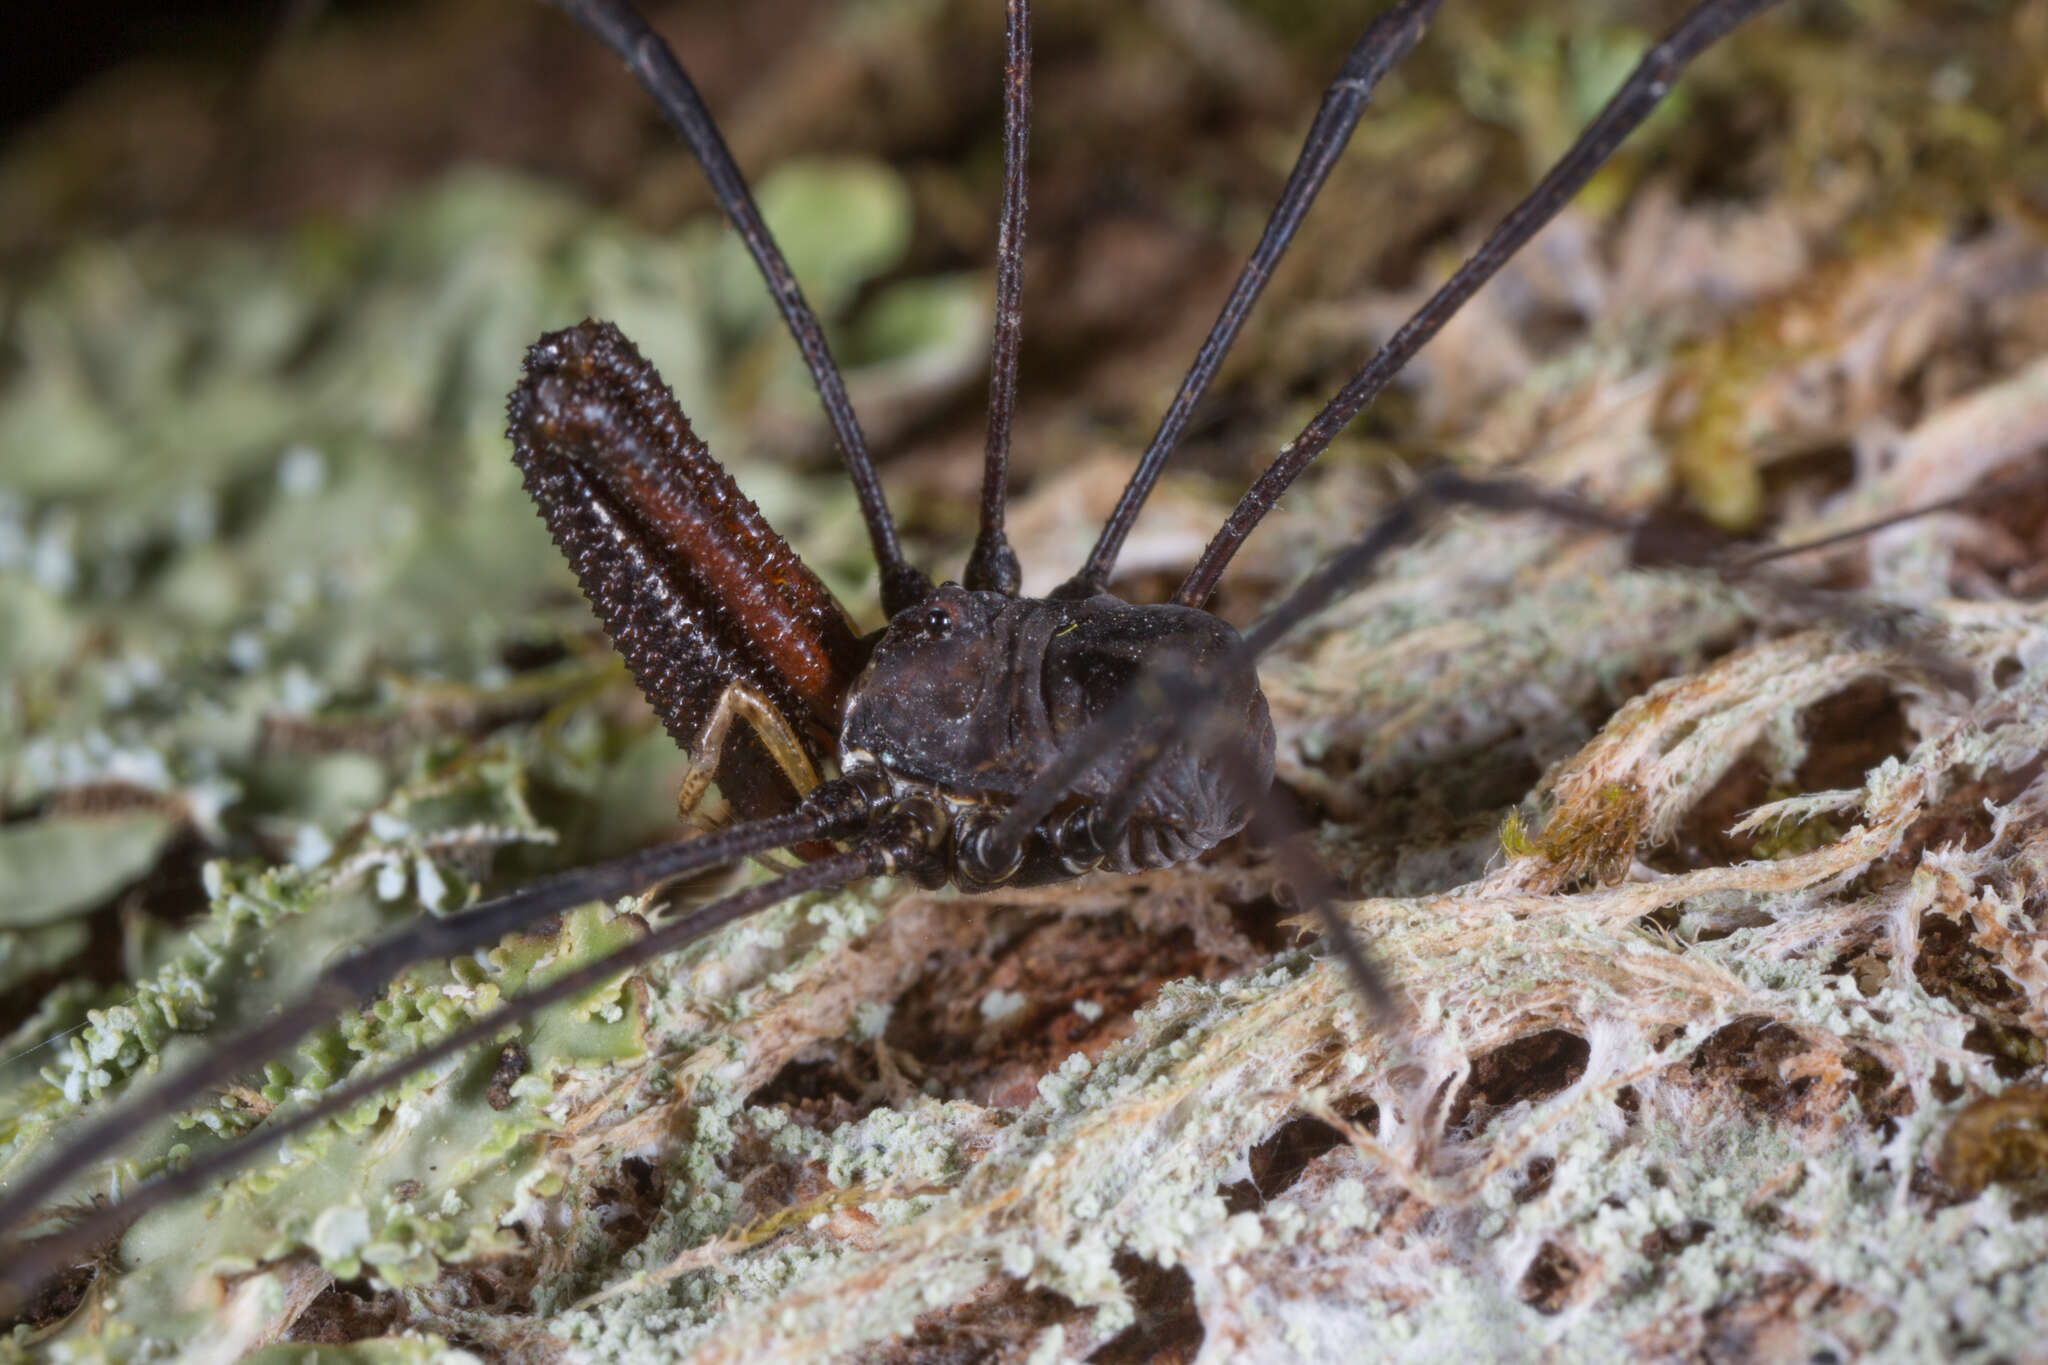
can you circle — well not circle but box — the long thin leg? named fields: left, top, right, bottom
left=1235, top=470, right=1633, bottom=656
left=1057, top=0, right=1443, bottom=600
left=0, top=825, right=920, bottom=1318
left=1173, top=0, right=1785, bottom=610
left=0, top=780, right=875, bottom=1258
left=549, top=0, right=929, bottom=616
left=964, top=0, right=1033, bottom=596
left=1244, top=799, right=1398, bottom=1024
left=1230, top=460, right=2032, bottom=685
left=1721, top=459, right=2048, bottom=571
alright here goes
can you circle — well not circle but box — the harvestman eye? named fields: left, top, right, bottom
left=4, top=0, right=2034, bottom=1348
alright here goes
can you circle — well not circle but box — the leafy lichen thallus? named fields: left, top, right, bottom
left=0, top=0, right=1798, bottom=1309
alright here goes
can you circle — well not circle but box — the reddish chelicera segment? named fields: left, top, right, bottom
left=506, top=319, right=869, bottom=815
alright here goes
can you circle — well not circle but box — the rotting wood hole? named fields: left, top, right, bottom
left=1789, top=681, right=1912, bottom=792
left=1618, top=1216, right=1716, bottom=1300
left=287, top=1250, right=545, bottom=1347
left=1962, top=1020, right=2045, bottom=1082
left=1219, top=1105, right=1377, bottom=1214
left=1447, top=1029, right=1591, bottom=1135
left=1515, top=1155, right=1556, bottom=1205
left=1089, top=1253, right=1203, bottom=1365
left=884, top=909, right=1239, bottom=1108
left=747, top=1046, right=885, bottom=1131
left=877, top=1273, right=1084, bottom=1365
left=1965, top=465, right=2048, bottom=595
left=288, top=1278, right=409, bottom=1345
left=3, top=1203, right=117, bottom=1335
left=1287, top=743, right=1552, bottom=898
left=1223, top=890, right=1297, bottom=956
left=1688, top=1018, right=1808, bottom=1112
left=1517, top=1240, right=1586, bottom=1315
left=1640, top=1217, right=1714, bottom=1261
left=1915, top=914, right=2045, bottom=1081
left=713, top=1131, right=853, bottom=1248
left=1647, top=680, right=1910, bottom=874
left=1910, top=760, right=2040, bottom=862
left=1643, top=746, right=1771, bottom=873
left=1313, top=737, right=1548, bottom=827
left=1683, top=1018, right=1896, bottom=1130
left=1843, top=1046, right=1909, bottom=1126
left=1824, top=941, right=1893, bottom=998
left=1842, top=758, right=2042, bottom=910
left=1513, top=298, right=1597, bottom=359
left=590, top=1155, right=664, bottom=1251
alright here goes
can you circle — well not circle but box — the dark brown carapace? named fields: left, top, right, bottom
left=0, top=0, right=1801, bottom=1315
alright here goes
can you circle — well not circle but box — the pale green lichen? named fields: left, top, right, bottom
left=0, top=154, right=985, bottom=1361
left=6, top=4, right=2048, bottom=1361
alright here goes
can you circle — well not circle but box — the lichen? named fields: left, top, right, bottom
left=5, top=1, right=2048, bottom=1361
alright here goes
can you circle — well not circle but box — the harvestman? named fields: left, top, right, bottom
left=0, top=0, right=1840, bottom=1314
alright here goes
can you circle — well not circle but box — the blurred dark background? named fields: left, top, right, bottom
left=4, top=0, right=2034, bottom=544
left=5, top=0, right=334, bottom=130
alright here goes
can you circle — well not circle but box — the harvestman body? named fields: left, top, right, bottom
left=0, top=0, right=1802, bottom=1315
left=509, top=320, right=1275, bottom=890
